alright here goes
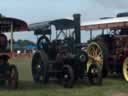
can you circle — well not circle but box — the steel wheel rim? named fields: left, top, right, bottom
left=33, top=54, right=44, bottom=81
left=35, top=62, right=44, bottom=80
left=90, top=66, right=100, bottom=83
left=123, top=58, right=128, bottom=81
left=87, top=43, right=103, bottom=68
left=63, top=68, right=70, bottom=82
left=10, top=68, right=17, bottom=88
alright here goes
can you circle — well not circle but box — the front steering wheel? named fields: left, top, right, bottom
left=37, top=35, right=50, bottom=50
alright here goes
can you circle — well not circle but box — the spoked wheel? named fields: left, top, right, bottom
left=8, top=65, right=18, bottom=89
left=32, top=51, right=49, bottom=83
left=62, top=65, right=75, bottom=88
left=123, top=58, right=128, bottom=82
left=87, top=42, right=108, bottom=77
left=88, top=64, right=102, bottom=85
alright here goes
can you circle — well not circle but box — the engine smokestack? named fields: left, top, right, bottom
left=73, top=14, right=81, bottom=44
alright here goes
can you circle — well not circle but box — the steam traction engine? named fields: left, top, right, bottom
left=0, top=33, right=18, bottom=89
left=81, top=12, right=128, bottom=82
left=0, top=16, right=28, bottom=89
left=29, top=14, right=102, bottom=88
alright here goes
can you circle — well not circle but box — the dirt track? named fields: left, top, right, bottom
left=112, top=92, right=128, bottom=96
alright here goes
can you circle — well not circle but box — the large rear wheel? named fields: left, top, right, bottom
left=8, top=65, right=18, bottom=89
left=87, top=41, right=108, bottom=77
left=123, top=57, right=128, bottom=82
left=62, top=65, right=75, bottom=88
left=32, top=50, right=49, bottom=83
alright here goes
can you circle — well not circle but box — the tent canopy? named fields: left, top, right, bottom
left=0, top=16, right=28, bottom=32
left=81, top=17, right=128, bottom=30
left=24, top=45, right=36, bottom=49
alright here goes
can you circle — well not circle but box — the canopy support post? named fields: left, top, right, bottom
left=90, top=30, right=92, bottom=40
left=10, top=22, right=13, bottom=53
left=102, top=29, right=104, bottom=35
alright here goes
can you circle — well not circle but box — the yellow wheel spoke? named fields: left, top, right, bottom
left=123, top=58, right=128, bottom=82
left=90, top=47, right=94, bottom=54
left=97, top=52, right=102, bottom=57
left=95, top=48, right=100, bottom=56
left=87, top=43, right=103, bottom=66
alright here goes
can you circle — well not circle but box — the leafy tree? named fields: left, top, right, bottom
left=15, top=40, right=36, bottom=47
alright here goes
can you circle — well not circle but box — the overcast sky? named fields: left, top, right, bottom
left=2, top=0, right=128, bottom=42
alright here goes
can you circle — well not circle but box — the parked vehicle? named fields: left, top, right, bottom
left=29, top=14, right=102, bottom=88
left=81, top=12, right=128, bottom=81
left=0, top=15, right=28, bottom=89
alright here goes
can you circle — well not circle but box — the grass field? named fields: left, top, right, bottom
left=0, top=57, right=127, bottom=96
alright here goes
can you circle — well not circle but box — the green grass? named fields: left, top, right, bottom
left=0, top=58, right=127, bottom=96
